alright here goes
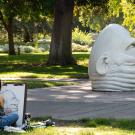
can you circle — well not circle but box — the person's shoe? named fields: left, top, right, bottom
left=4, top=126, right=26, bottom=133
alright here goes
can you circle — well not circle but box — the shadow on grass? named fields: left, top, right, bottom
left=80, top=118, right=135, bottom=131
left=0, top=53, right=89, bottom=64
left=30, top=117, right=135, bottom=131
left=1, top=117, right=135, bottom=135
left=0, top=64, right=88, bottom=79
left=0, top=53, right=49, bottom=64
left=0, top=53, right=89, bottom=78
left=3, top=80, right=79, bottom=89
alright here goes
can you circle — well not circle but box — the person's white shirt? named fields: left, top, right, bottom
left=0, top=90, right=19, bottom=113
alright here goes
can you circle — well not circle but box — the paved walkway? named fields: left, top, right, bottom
left=26, top=80, right=135, bottom=120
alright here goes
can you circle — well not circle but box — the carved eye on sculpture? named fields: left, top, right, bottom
left=127, top=43, right=135, bottom=50
left=126, top=43, right=135, bottom=55
left=130, top=43, right=135, bottom=47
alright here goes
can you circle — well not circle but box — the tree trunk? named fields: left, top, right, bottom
left=47, top=0, right=76, bottom=66
left=7, top=17, right=16, bottom=55
left=23, top=25, right=31, bottom=43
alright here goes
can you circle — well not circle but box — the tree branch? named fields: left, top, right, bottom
left=0, top=10, right=8, bottom=31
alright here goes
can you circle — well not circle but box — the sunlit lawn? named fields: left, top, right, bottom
left=1, top=118, right=135, bottom=135
left=0, top=52, right=89, bottom=79
left=2, top=127, right=135, bottom=135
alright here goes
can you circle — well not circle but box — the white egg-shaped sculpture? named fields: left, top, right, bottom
left=89, top=24, right=135, bottom=91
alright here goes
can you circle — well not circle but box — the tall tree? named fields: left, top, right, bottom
left=47, top=0, right=75, bottom=65
left=0, top=0, right=19, bottom=55
left=0, top=0, right=51, bottom=55
left=47, top=0, right=109, bottom=65
left=0, top=0, right=33, bottom=55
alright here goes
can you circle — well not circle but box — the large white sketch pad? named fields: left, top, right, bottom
left=89, top=24, right=135, bottom=91
left=0, top=83, right=27, bottom=126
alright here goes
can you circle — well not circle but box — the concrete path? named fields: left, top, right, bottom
left=26, top=80, right=135, bottom=120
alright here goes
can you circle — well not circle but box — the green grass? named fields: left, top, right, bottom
left=0, top=52, right=89, bottom=79
left=1, top=118, right=135, bottom=135
left=3, top=80, right=79, bottom=89
left=81, top=118, right=135, bottom=130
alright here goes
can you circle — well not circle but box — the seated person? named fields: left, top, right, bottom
left=0, top=95, right=19, bottom=129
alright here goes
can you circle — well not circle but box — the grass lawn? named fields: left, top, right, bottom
left=1, top=118, right=135, bottom=135
left=0, top=52, right=89, bottom=88
left=0, top=52, right=89, bottom=79
left=2, top=80, right=79, bottom=89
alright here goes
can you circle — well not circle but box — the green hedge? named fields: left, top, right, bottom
left=72, top=27, right=94, bottom=46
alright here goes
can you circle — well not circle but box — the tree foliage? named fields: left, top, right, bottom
left=74, top=0, right=135, bottom=33
left=107, top=0, right=135, bottom=34
left=74, top=0, right=110, bottom=32
left=0, top=0, right=54, bottom=55
left=77, top=4, right=109, bottom=32
left=121, top=0, right=135, bottom=31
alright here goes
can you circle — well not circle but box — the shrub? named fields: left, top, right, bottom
left=39, top=47, right=46, bottom=52
left=0, top=41, right=49, bottom=54
left=37, top=39, right=50, bottom=52
left=72, top=27, right=94, bottom=46
left=2, top=44, right=9, bottom=53
left=0, top=48, right=3, bottom=53
left=37, top=33, right=44, bottom=39
left=33, top=41, right=39, bottom=49
left=33, top=48, right=40, bottom=53
left=43, top=44, right=50, bottom=51
left=19, top=46, right=24, bottom=53
left=23, top=46, right=34, bottom=53
left=25, top=42, right=34, bottom=47
left=33, top=47, right=45, bottom=53
left=38, top=39, right=51, bottom=44
left=72, top=43, right=89, bottom=52
left=0, top=44, right=20, bottom=53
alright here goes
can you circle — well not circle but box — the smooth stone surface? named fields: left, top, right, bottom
left=89, top=24, right=135, bottom=91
